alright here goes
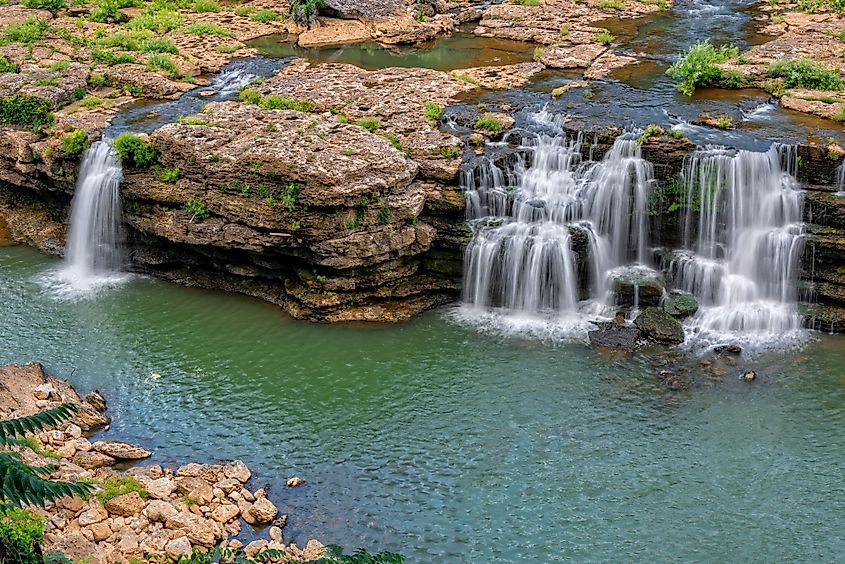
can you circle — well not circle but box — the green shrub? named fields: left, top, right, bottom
left=239, top=87, right=262, bottom=104
left=89, top=0, right=123, bottom=23
left=147, top=53, right=180, bottom=79
left=184, top=196, right=210, bottom=219
left=251, top=9, right=279, bottom=22
left=260, top=95, right=318, bottom=112
left=598, top=0, right=623, bottom=9
left=637, top=123, right=663, bottom=145
left=88, top=73, right=107, bottom=87
left=767, top=58, right=843, bottom=91
left=234, top=4, right=255, bottom=16
left=423, top=101, right=443, bottom=122
left=290, top=0, right=324, bottom=24
left=91, top=50, right=136, bottom=65
left=185, top=22, right=232, bottom=37
left=21, top=0, right=66, bottom=14
left=191, top=0, right=219, bottom=13
left=158, top=166, right=179, bottom=183
left=127, top=9, right=183, bottom=33
left=96, top=476, right=148, bottom=505
left=356, top=116, right=381, bottom=132
left=140, top=36, right=178, bottom=54
left=114, top=132, right=159, bottom=167
left=666, top=40, right=739, bottom=96
left=474, top=114, right=504, bottom=135
left=0, top=509, right=46, bottom=564
left=378, top=206, right=390, bottom=225
left=0, top=95, right=53, bottom=129
left=48, top=61, right=70, bottom=72
left=80, top=95, right=104, bottom=108
left=0, top=55, right=18, bottom=73
left=511, top=0, right=540, bottom=5
left=61, top=129, right=90, bottom=155
left=596, top=30, right=615, bottom=45
left=36, top=78, right=58, bottom=87
left=278, top=183, right=300, bottom=211
left=2, top=17, right=50, bottom=44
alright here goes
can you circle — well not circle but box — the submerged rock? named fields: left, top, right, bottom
left=634, top=307, right=686, bottom=345
left=662, top=291, right=699, bottom=318
left=588, top=321, right=642, bottom=352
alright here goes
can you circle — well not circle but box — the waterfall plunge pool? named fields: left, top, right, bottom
left=1, top=244, right=844, bottom=562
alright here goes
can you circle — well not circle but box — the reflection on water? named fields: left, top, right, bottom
left=248, top=32, right=535, bottom=71
left=1, top=245, right=844, bottom=561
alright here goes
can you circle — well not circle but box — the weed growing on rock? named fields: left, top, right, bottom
left=186, top=22, right=232, bottom=37
left=0, top=55, right=19, bottom=73
left=596, top=30, right=615, bottom=45
left=147, top=53, right=180, bottom=79
left=290, top=0, right=325, bottom=24
left=767, top=58, right=843, bottom=91
left=158, top=167, right=179, bottom=183
left=191, top=0, right=219, bottom=13
left=128, top=9, right=183, bottom=33
left=512, top=0, right=540, bottom=6
left=114, top=133, right=159, bottom=167
left=251, top=9, right=280, bottom=22
left=2, top=17, right=50, bottom=44
left=22, top=0, right=66, bottom=15
left=184, top=196, right=210, bottom=220
left=356, top=117, right=382, bottom=132
left=666, top=40, right=739, bottom=95
left=598, top=0, right=623, bottom=10
left=0, top=95, right=53, bottom=129
left=378, top=206, right=391, bottom=225
left=61, top=129, right=90, bottom=155
left=260, top=95, right=318, bottom=112
left=474, top=114, right=504, bottom=135
left=637, top=124, right=663, bottom=145
left=423, top=101, right=443, bottom=122
left=96, top=476, right=148, bottom=505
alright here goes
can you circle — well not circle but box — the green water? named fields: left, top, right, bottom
left=248, top=32, right=534, bottom=71
left=1, top=245, right=844, bottom=562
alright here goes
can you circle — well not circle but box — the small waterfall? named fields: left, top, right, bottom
left=461, top=122, right=656, bottom=335
left=52, top=141, right=128, bottom=293
left=667, top=144, right=805, bottom=338
left=836, top=163, right=845, bottom=196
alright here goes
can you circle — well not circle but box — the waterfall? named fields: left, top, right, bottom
left=52, top=141, right=128, bottom=294
left=666, top=144, right=805, bottom=337
left=836, top=163, right=844, bottom=196
left=461, top=123, right=656, bottom=334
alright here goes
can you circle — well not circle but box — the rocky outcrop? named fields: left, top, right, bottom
left=0, top=363, right=323, bottom=563
left=634, top=307, right=686, bottom=344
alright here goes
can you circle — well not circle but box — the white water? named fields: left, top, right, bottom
left=836, top=163, right=845, bottom=196
left=666, top=144, right=806, bottom=345
left=461, top=115, right=657, bottom=337
left=46, top=141, right=129, bottom=296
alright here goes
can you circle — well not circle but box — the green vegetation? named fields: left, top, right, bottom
left=380, top=132, right=406, bottom=153
left=215, top=44, right=241, bottom=54
left=2, top=17, right=50, bottom=44
left=260, top=95, right=318, bottom=112
left=234, top=4, right=255, bottom=16
left=158, top=167, right=179, bottom=183
left=0, top=509, right=46, bottom=564
left=251, top=9, right=280, bottom=22
left=668, top=129, right=685, bottom=139
left=80, top=95, right=105, bottom=108
left=452, top=73, right=480, bottom=86
left=0, top=55, right=19, bottom=73
left=61, top=129, right=90, bottom=155
left=715, top=115, right=733, bottom=129
left=832, top=104, right=845, bottom=122
left=147, top=53, right=180, bottom=79
left=185, top=22, right=232, bottom=37
left=637, top=124, right=663, bottom=145
left=96, top=30, right=178, bottom=54
left=114, top=133, right=159, bottom=167
left=92, top=50, right=137, bottom=65
left=184, top=197, right=210, bottom=220
left=239, top=87, right=262, bottom=105
left=96, top=476, right=148, bottom=505
left=356, top=117, right=382, bottom=132
left=767, top=58, right=843, bottom=91
left=36, top=78, right=59, bottom=87
left=127, top=9, right=183, bottom=33
left=666, top=40, right=739, bottom=96
left=290, top=0, right=325, bottom=24
left=512, top=0, right=541, bottom=5
left=474, top=114, right=504, bottom=135
left=145, top=545, right=404, bottom=564
left=596, top=30, right=615, bottom=45
left=423, top=101, right=443, bottom=122
left=278, top=183, right=300, bottom=211
left=0, top=95, right=53, bottom=129
left=18, top=436, right=61, bottom=460
left=21, top=0, right=66, bottom=15
left=378, top=206, right=391, bottom=225
left=191, top=0, right=219, bottom=13
left=599, top=0, right=624, bottom=10
left=90, top=73, right=108, bottom=88
left=438, top=146, right=462, bottom=159
left=89, top=0, right=125, bottom=23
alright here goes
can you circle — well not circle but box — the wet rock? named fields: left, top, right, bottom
left=244, top=497, right=278, bottom=525
left=93, top=440, right=151, bottom=460
left=588, top=321, right=641, bottom=352
left=634, top=307, right=686, bottom=345
left=286, top=476, right=305, bottom=488
left=714, top=344, right=742, bottom=354
left=450, top=62, right=545, bottom=89
left=662, top=291, right=699, bottom=318
left=612, top=270, right=664, bottom=308
left=741, top=370, right=757, bottom=382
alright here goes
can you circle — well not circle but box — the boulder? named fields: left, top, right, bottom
left=323, top=0, right=405, bottom=19
left=662, top=291, right=699, bottom=318
left=72, top=451, right=116, bottom=470
left=146, top=477, right=177, bottom=500
left=210, top=503, right=239, bottom=523
left=144, top=500, right=179, bottom=523
left=165, top=536, right=192, bottom=558
left=224, top=460, right=251, bottom=483
left=93, top=440, right=152, bottom=460
left=634, top=307, right=686, bottom=344
left=104, top=492, right=146, bottom=517
left=244, top=497, right=278, bottom=525
left=588, top=321, right=642, bottom=352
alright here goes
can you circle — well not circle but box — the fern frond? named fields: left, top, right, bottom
left=0, top=452, right=92, bottom=508
left=0, top=403, right=78, bottom=447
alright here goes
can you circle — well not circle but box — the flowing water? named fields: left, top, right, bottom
left=47, top=141, right=129, bottom=295
left=666, top=145, right=806, bottom=345
left=1, top=246, right=843, bottom=562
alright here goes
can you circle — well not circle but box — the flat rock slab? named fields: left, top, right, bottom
left=93, top=440, right=152, bottom=460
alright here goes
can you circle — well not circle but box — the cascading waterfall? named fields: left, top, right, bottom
left=836, top=163, right=844, bottom=196
left=52, top=141, right=128, bottom=293
left=461, top=118, right=656, bottom=334
left=666, top=144, right=805, bottom=337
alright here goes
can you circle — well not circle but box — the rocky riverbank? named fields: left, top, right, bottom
left=0, top=362, right=324, bottom=563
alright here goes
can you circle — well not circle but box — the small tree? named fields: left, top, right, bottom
left=0, top=404, right=93, bottom=509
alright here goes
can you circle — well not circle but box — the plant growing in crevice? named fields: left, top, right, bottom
left=290, top=0, right=325, bottom=24
left=184, top=196, right=210, bottom=221
left=61, top=129, right=89, bottom=155
left=114, top=133, right=159, bottom=167
left=666, top=40, right=739, bottom=96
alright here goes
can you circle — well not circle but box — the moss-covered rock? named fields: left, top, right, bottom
left=634, top=307, right=685, bottom=344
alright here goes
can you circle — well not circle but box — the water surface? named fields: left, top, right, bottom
left=1, top=246, right=843, bottom=562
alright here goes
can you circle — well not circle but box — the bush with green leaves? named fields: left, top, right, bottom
left=184, top=196, right=210, bottom=220
left=0, top=508, right=46, bottom=564
left=21, top=0, right=66, bottom=15
left=767, top=58, right=843, bottom=91
left=251, top=9, right=280, bottom=22
left=185, top=22, right=232, bottom=37
left=2, top=17, right=50, bottom=44
left=92, top=50, right=137, bottom=65
left=61, top=129, right=90, bottom=155
left=148, top=545, right=405, bottom=563
left=260, top=95, right=318, bottom=112
left=89, top=0, right=124, bottom=23
left=290, top=0, right=325, bottom=24
left=0, top=96, right=53, bottom=129
left=474, top=114, right=504, bottom=135
left=0, top=55, right=19, bottom=73
left=423, top=101, right=443, bottom=122
left=191, top=0, right=219, bottom=13
left=147, top=53, right=180, bottom=79
left=666, top=40, right=739, bottom=96
left=355, top=117, right=381, bottom=132
left=127, top=9, right=183, bottom=33
left=114, top=133, right=159, bottom=167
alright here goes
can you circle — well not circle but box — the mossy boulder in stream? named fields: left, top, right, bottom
left=662, top=291, right=699, bottom=318
left=634, top=307, right=686, bottom=344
